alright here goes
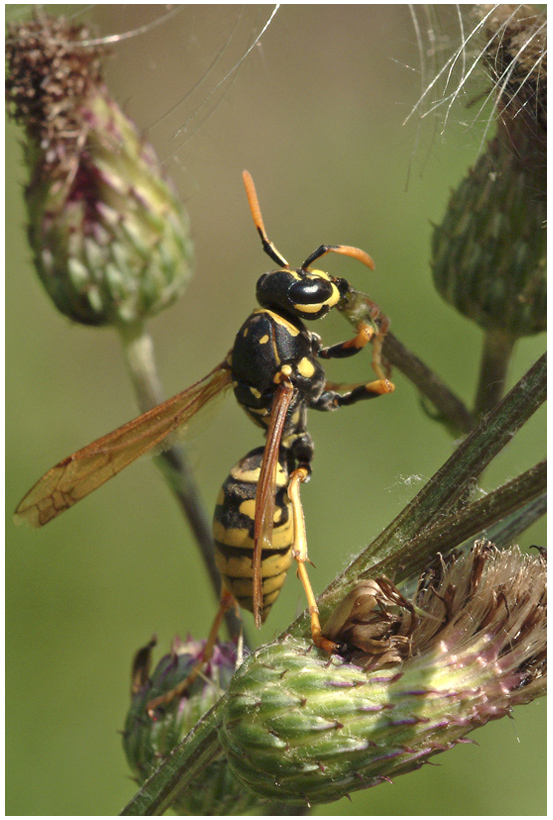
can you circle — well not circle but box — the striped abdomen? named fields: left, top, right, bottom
left=213, top=446, right=294, bottom=623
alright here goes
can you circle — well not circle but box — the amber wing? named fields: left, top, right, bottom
left=251, top=380, right=294, bottom=627
left=15, top=361, right=232, bottom=528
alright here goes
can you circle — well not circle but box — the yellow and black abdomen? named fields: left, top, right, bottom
left=213, top=446, right=294, bottom=623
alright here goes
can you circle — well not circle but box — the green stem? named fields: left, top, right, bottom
left=120, top=695, right=228, bottom=815
left=382, top=331, right=475, bottom=434
left=485, top=493, right=547, bottom=549
left=473, top=327, right=516, bottom=418
left=117, top=320, right=243, bottom=644
left=299, top=351, right=546, bottom=627
left=358, top=459, right=545, bottom=583
left=338, top=293, right=475, bottom=435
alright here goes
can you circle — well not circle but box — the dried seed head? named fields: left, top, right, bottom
left=323, top=578, right=415, bottom=668
left=6, top=16, right=103, bottom=171
left=220, top=542, right=546, bottom=805
left=331, top=541, right=546, bottom=692
left=6, top=14, right=193, bottom=327
left=123, top=636, right=265, bottom=816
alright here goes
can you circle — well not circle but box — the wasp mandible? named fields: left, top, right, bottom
left=15, top=171, right=394, bottom=657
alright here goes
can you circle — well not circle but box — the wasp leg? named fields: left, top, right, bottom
left=146, top=588, right=236, bottom=717
left=288, top=468, right=338, bottom=654
left=286, top=432, right=315, bottom=478
left=313, top=376, right=394, bottom=412
left=317, top=320, right=389, bottom=381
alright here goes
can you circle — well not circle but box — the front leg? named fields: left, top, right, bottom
left=311, top=320, right=394, bottom=409
left=317, top=320, right=388, bottom=381
left=317, top=321, right=375, bottom=360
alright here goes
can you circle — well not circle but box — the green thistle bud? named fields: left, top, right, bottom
left=431, top=138, right=546, bottom=337
left=123, top=636, right=264, bottom=816
left=6, top=15, right=193, bottom=327
left=220, top=542, right=546, bottom=806
left=431, top=5, right=546, bottom=338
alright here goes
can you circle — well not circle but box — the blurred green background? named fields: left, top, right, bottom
left=6, top=5, right=545, bottom=815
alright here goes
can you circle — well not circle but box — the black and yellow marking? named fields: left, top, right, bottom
left=213, top=446, right=294, bottom=622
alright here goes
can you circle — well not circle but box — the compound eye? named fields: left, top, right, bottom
left=335, top=277, right=350, bottom=298
left=288, top=278, right=334, bottom=306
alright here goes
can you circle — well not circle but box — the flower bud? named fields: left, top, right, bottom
left=220, top=542, right=546, bottom=805
left=6, top=15, right=193, bottom=327
left=431, top=5, right=546, bottom=337
left=123, top=636, right=263, bottom=816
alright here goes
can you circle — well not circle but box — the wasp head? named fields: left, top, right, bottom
left=256, top=267, right=350, bottom=321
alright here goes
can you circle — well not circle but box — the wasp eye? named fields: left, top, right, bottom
left=289, top=278, right=333, bottom=305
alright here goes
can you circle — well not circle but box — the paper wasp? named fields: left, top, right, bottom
left=15, top=171, right=394, bottom=666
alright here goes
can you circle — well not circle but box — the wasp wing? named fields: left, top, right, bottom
left=15, top=360, right=233, bottom=528
left=252, top=380, right=294, bottom=627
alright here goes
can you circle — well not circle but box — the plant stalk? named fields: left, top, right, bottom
left=358, top=459, right=545, bottom=583
left=382, top=330, right=475, bottom=434
left=117, top=320, right=243, bottom=644
left=473, top=327, right=516, bottom=418
left=306, top=351, right=546, bottom=623
left=120, top=695, right=228, bottom=815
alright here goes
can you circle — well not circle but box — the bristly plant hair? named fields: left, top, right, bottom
left=407, top=4, right=546, bottom=151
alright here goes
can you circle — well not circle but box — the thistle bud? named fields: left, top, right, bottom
left=123, top=636, right=264, bottom=816
left=220, top=542, right=546, bottom=805
left=430, top=5, right=546, bottom=337
left=6, top=15, right=193, bottom=327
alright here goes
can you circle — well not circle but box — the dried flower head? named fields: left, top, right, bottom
left=330, top=541, right=546, bottom=692
left=219, top=542, right=546, bottom=805
left=6, top=14, right=193, bottom=327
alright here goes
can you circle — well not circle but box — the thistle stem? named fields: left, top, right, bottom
left=338, top=295, right=475, bottom=435
left=117, top=320, right=244, bottom=644
left=360, top=459, right=546, bottom=583
left=382, top=331, right=475, bottom=434
left=309, top=352, right=546, bottom=624
left=120, top=695, right=228, bottom=815
left=473, top=327, right=516, bottom=418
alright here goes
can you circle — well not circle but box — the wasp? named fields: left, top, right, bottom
left=15, top=171, right=394, bottom=668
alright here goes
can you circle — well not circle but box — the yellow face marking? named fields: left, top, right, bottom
left=295, top=282, right=341, bottom=314
left=259, top=334, right=269, bottom=344
left=249, top=386, right=262, bottom=399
